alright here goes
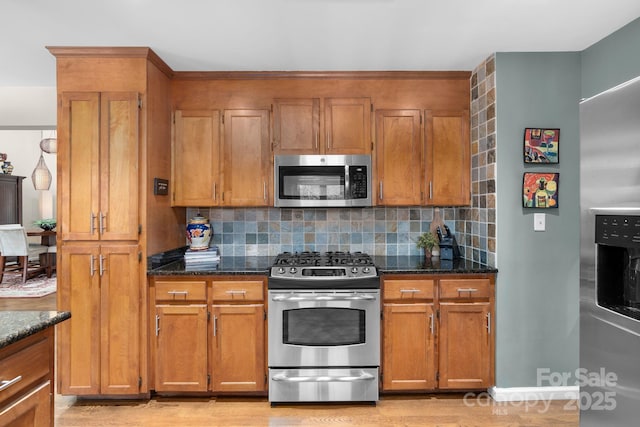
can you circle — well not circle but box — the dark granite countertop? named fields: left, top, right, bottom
left=148, top=256, right=275, bottom=276
left=373, top=256, right=497, bottom=275
left=148, top=253, right=496, bottom=277
left=0, top=311, right=71, bottom=350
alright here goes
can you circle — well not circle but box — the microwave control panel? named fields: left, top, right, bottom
left=349, top=166, right=368, bottom=199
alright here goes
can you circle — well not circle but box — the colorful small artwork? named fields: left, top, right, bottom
left=524, top=128, right=559, bottom=163
left=523, top=172, right=559, bottom=208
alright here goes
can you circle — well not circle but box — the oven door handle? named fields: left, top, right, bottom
left=271, top=293, right=377, bottom=302
left=271, top=371, right=376, bottom=383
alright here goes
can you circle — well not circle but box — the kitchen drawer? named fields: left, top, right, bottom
left=211, top=280, right=264, bottom=301
left=155, top=280, right=207, bottom=302
left=0, top=337, right=50, bottom=406
left=383, top=279, right=435, bottom=301
left=439, top=279, right=492, bottom=300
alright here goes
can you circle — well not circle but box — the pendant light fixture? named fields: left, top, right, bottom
left=32, top=149, right=52, bottom=190
left=39, top=130, right=57, bottom=154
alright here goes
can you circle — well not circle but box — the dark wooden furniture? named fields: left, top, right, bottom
left=0, top=175, right=24, bottom=225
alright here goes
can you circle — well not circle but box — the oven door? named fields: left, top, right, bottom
left=268, top=289, right=380, bottom=368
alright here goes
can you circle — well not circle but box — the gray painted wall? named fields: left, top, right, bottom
left=493, top=16, right=640, bottom=389
left=581, top=17, right=640, bottom=99
left=495, top=52, right=581, bottom=387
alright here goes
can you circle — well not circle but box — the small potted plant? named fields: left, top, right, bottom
left=34, top=218, right=57, bottom=231
left=415, top=231, right=439, bottom=260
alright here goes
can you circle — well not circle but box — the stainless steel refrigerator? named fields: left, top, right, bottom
left=580, top=76, right=640, bottom=426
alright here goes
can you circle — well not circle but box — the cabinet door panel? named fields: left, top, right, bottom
left=439, top=302, right=491, bottom=389
left=99, top=244, right=141, bottom=394
left=273, top=98, right=320, bottom=154
left=325, top=98, right=371, bottom=154
left=100, top=92, right=140, bottom=240
left=382, top=303, right=436, bottom=390
left=425, top=110, right=470, bottom=206
left=222, top=110, right=270, bottom=206
left=0, top=381, right=51, bottom=427
left=155, top=305, right=208, bottom=392
left=57, top=244, right=101, bottom=395
left=376, top=110, right=422, bottom=205
left=211, top=304, right=265, bottom=392
left=173, top=110, right=221, bottom=206
left=59, top=92, right=100, bottom=241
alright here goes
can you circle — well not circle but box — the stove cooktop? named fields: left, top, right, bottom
left=269, top=251, right=378, bottom=282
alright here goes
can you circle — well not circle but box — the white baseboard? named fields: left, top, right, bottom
left=489, top=386, right=579, bottom=402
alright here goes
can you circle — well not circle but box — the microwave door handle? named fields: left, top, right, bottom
left=344, top=166, right=350, bottom=198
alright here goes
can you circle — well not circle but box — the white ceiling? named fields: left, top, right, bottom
left=3, top=0, right=640, bottom=87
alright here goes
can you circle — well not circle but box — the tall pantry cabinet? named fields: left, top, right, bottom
left=49, top=47, right=184, bottom=397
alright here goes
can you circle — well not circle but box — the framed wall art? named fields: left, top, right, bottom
left=524, top=128, right=559, bottom=163
left=523, top=172, right=559, bottom=208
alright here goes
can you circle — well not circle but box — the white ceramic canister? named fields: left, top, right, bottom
left=186, top=214, right=212, bottom=250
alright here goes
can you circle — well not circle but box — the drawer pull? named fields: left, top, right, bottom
left=225, top=290, right=247, bottom=296
left=0, top=375, right=22, bottom=392
left=168, top=290, right=189, bottom=296
left=457, top=288, right=478, bottom=293
left=399, top=289, right=421, bottom=294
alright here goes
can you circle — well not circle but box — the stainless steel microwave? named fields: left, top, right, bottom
left=274, top=155, right=372, bottom=207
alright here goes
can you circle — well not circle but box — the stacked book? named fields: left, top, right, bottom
left=184, top=246, right=220, bottom=270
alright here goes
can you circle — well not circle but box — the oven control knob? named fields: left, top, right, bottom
left=363, top=267, right=371, bottom=274
left=278, top=267, right=286, bottom=274
left=351, top=267, right=359, bottom=274
left=289, top=267, right=298, bottom=274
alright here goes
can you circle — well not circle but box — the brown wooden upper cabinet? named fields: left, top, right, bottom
left=172, top=110, right=221, bottom=206
left=172, top=109, right=271, bottom=207
left=375, top=110, right=423, bottom=205
left=59, top=92, right=140, bottom=241
left=375, top=108, right=470, bottom=207
left=273, top=97, right=371, bottom=155
left=425, top=110, right=471, bottom=206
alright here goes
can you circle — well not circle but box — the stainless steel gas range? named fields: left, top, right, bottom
left=267, top=251, right=380, bottom=404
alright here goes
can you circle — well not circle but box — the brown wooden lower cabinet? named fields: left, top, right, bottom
left=0, top=329, right=54, bottom=427
left=381, top=274, right=495, bottom=392
left=150, top=276, right=266, bottom=394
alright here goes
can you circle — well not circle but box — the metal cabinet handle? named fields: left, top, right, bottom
left=225, top=290, right=247, bottom=296
left=90, top=212, right=96, bottom=235
left=263, top=181, right=267, bottom=201
left=399, top=289, right=421, bottom=294
left=326, top=131, right=330, bottom=150
left=168, top=290, right=188, bottom=297
left=213, top=315, right=218, bottom=336
left=90, top=255, right=96, bottom=277
left=429, top=313, right=434, bottom=335
left=99, top=254, right=106, bottom=276
left=272, top=371, right=375, bottom=383
left=155, top=315, right=160, bottom=336
left=429, top=181, right=433, bottom=199
left=0, top=376, right=22, bottom=392
left=379, top=182, right=383, bottom=200
left=213, top=182, right=217, bottom=201
left=315, top=131, right=319, bottom=150
left=487, top=312, right=491, bottom=335
left=457, top=288, right=478, bottom=293
left=99, top=212, right=106, bottom=234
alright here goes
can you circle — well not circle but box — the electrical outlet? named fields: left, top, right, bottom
left=534, top=213, right=545, bottom=232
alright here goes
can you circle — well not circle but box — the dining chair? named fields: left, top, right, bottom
left=0, top=224, right=50, bottom=283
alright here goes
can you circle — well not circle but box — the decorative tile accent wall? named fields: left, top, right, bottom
left=459, top=54, right=497, bottom=266
left=187, top=207, right=462, bottom=257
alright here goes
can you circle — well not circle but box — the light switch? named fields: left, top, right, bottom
left=534, top=213, right=545, bottom=232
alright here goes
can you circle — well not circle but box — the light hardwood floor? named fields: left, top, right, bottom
left=1, top=294, right=579, bottom=426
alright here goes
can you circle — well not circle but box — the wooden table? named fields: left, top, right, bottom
left=26, top=230, right=56, bottom=273
left=26, top=230, right=56, bottom=247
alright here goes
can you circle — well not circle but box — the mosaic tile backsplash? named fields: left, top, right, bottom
left=186, top=207, right=462, bottom=257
